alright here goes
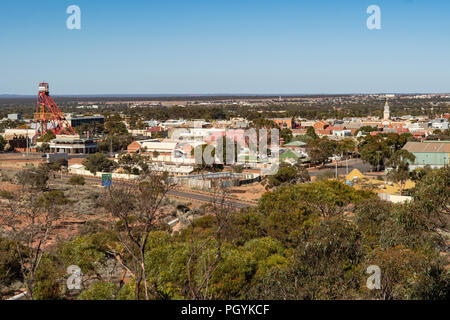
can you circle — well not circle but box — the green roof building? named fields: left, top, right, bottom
left=402, top=141, right=450, bottom=170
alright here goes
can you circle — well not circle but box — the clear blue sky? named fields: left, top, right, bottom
left=1, top=0, right=450, bottom=95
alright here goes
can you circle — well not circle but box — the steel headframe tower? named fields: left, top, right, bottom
left=35, top=82, right=75, bottom=138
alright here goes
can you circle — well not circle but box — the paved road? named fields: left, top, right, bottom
left=0, top=156, right=377, bottom=207
left=307, top=158, right=374, bottom=177
left=76, top=175, right=251, bottom=209
left=13, top=168, right=251, bottom=209
left=0, top=153, right=89, bottom=161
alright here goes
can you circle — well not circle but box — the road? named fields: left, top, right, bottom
left=73, top=175, right=251, bottom=209
left=307, top=158, right=374, bottom=177
left=0, top=153, right=88, bottom=162
left=0, top=166, right=252, bottom=209
left=0, top=155, right=378, bottom=207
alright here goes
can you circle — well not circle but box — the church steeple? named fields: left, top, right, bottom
left=383, top=98, right=390, bottom=120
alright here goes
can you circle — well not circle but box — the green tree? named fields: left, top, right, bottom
left=97, top=135, right=134, bottom=153
left=0, top=135, right=7, bottom=152
left=354, top=125, right=378, bottom=136
left=366, top=246, right=449, bottom=300
left=306, top=126, right=318, bottom=139
left=78, top=282, right=119, bottom=300
left=358, top=135, right=390, bottom=171
left=32, top=255, right=63, bottom=300
left=118, top=153, right=148, bottom=174
left=0, top=238, right=22, bottom=288
left=411, top=166, right=450, bottom=234
left=82, top=153, right=116, bottom=175
left=15, top=164, right=50, bottom=191
left=101, top=172, right=174, bottom=300
left=104, top=114, right=128, bottom=136
left=250, top=118, right=277, bottom=129
left=337, top=138, right=356, bottom=156
left=0, top=192, right=66, bottom=300
left=307, top=138, right=337, bottom=166
left=264, top=163, right=310, bottom=190
left=249, top=218, right=366, bottom=299
left=280, top=129, right=293, bottom=144
left=37, top=131, right=56, bottom=143
left=36, top=143, right=50, bottom=153
left=386, top=149, right=415, bottom=193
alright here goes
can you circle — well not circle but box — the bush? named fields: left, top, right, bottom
left=32, top=255, right=63, bottom=300
left=0, top=190, right=14, bottom=199
left=69, top=175, right=86, bottom=186
left=15, top=164, right=50, bottom=191
left=0, top=238, right=22, bottom=287
left=37, top=190, right=69, bottom=207
left=78, top=282, right=118, bottom=300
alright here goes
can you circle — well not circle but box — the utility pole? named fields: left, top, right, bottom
left=335, top=157, right=338, bottom=179
left=110, top=135, right=113, bottom=158
left=26, top=127, right=28, bottom=157
left=346, top=155, right=349, bottom=175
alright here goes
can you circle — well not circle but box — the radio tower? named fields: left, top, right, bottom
left=34, top=82, right=75, bottom=138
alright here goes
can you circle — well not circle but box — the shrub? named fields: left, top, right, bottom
left=69, top=175, right=86, bottom=186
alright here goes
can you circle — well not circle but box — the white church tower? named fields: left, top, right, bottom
left=383, top=98, right=390, bottom=120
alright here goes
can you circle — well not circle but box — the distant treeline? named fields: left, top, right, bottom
left=1, top=96, right=449, bottom=121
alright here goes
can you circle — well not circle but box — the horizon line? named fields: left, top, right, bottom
left=2, top=92, right=450, bottom=98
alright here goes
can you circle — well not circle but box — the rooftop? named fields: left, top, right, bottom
left=403, top=141, right=450, bottom=153
left=284, top=140, right=307, bottom=147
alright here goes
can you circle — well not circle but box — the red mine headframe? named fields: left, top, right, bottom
left=35, top=82, right=75, bottom=138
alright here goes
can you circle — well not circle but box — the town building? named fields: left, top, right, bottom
left=269, top=117, right=295, bottom=129
left=402, top=141, right=450, bottom=169
left=49, top=135, right=97, bottom=154
left=383, top=99, right=390, bottom=121
left=7, top=113, right=22, bottom=121
left=67, top=115, right=105, bottom=128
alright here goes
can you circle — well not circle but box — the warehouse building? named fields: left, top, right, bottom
left=402, top=141, right=450, bottom=169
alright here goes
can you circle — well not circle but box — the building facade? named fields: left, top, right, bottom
left=402, top=141, right=450, bottom=169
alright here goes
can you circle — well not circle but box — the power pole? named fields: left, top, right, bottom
left=26, top=127, right=29, bottom=157
left=335, top=158, right=338, bottom=179
left=346, top=156, right=349, bottom=175
left=110, top=136, right=113, bottom=158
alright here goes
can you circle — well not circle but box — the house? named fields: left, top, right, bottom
left=291, top=128, right=308, bottom=136
left=269, top=117, right=294, bottom=129
left=127, top=139, right=160, bottom=153
left=283, top=140, right=307, bottom=152
left=313, top=120, right=329, bottom=131
left=279, top=148, right=308, bottom=165
left=127, top=139, right=178, bottom=162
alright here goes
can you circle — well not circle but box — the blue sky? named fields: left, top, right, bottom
left=1, top=0, right=450, bottom=95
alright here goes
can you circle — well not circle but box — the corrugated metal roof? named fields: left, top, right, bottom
left=284, top=141, right=307, bottom=146
left=141, top=141, right=178, bottom=151
left=403, top=141, right=450, bottom=153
